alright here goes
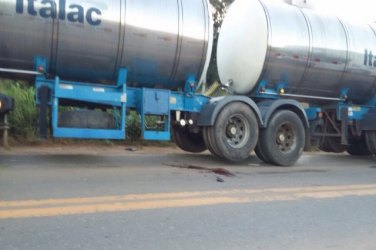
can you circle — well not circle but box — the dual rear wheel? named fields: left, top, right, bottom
left=173, top=102, right=306, bottom=166
left=203, top=103, right=305, bottom=166
left=365, top=131, right=376, bottom=155
left=203, top=102, right=259, bottom=162
left=347, top=134, right=372, bottom=156
left=255, top=110, right=305, bottom=166
left=172, top=102, right=259, bottom=162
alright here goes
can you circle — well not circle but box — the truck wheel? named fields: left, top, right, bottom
left=325, top=137, right=347, bottom=153
left=211, top=102, right=259, bottom=162
left=258, top=110, right=305, bottom=166
left=366, top=131, right=376, bottom=155
left=203, top=127, right=223, bottom=158
left=59, top=110, right=117, bottom=129
left=319, top=125, right=346, bottom=153
left=319, top=136, right=347, bottom=153
left=319, top=139, right=331, bottom=152
left=347, top=135, right=372, bottom=156
left=172, top=126, right=207, bottom=153
left=255, top=144, right=271, bottom=164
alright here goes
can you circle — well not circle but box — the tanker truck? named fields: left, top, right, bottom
left=0, top=0, right=376, bottom=166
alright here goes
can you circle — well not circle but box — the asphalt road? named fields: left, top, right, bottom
left=1, top=146, right=376, bottom=250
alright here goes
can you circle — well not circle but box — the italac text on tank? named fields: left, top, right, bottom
left=15, top=0, right=102, bottom=26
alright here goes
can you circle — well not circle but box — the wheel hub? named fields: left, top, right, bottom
left=278, top=133, right=286, bottom=142
left=229, top=126, right=237, bottom=136
left=276, top=124, right=295, bottom=152
left=225, top=115, right=249, bottom=148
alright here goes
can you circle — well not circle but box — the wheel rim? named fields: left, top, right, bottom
left=275, top=123, right=296, bottom=153
left=225, top=115, right=250, bottom=149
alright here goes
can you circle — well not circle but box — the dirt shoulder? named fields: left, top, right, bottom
left=0, top=143, right=182, bottom=156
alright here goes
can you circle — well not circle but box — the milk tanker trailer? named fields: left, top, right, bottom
left=1, top=0, right=376, bottom=166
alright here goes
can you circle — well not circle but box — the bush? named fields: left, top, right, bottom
left=0, top=80, right=38, bottom=140
left=126, top=111, right=141, bottom=141
left=0, top=80, right=170, bottom=143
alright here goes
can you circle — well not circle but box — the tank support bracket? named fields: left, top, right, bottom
left=34, top=56, right=128, bottom=140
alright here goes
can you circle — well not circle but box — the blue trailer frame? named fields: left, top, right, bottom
left=34, top=56, right=209, bottom=141
left=33, top=54, right=376, bottom=164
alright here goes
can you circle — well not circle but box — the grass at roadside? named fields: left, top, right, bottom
left=0, top=79, right=38, bottom=141
left=0, top=79, right=173, bottom=146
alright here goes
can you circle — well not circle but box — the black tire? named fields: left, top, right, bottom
left=366, top=131, right=376, bottom=155
left=319, top=138, right=347, bottom=153
left=211, top=102, right=259, bottom=162
left=319, top=139, right=331, bottom=153
left=347, top=135, right=372, bottom=156
left=258, top=110, right=305, bottom=166
left=319, top=124, right=346, bottom=153
left=59, top=110, right=117, bottom=129
left=255, top=144, right=271, bottom=164
left=172, top=126, right=207, bottom=153
left=203, top=127, right=223, bottom=158
left=325, top=137, right=347, bottom=153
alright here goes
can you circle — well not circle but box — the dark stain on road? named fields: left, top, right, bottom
left=165, top=163, right=235, bottom=177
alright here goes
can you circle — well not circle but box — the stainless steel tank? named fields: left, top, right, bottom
left=217, top=0, right=376, bottom=104
left=0, top=0, right=213, bottom=89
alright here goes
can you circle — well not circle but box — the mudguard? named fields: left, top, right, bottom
left=257, top=99, right=309, bottom=129
left=197, top=95, right=263, bottom=127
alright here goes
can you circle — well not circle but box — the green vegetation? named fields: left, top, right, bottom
left=0, top=80, right=163, bottom=142
left=126, top=111, right=141, bottom=141
left=207, top=0, right=235, bottom=84
left=0, top=79, right=38, bottom=140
